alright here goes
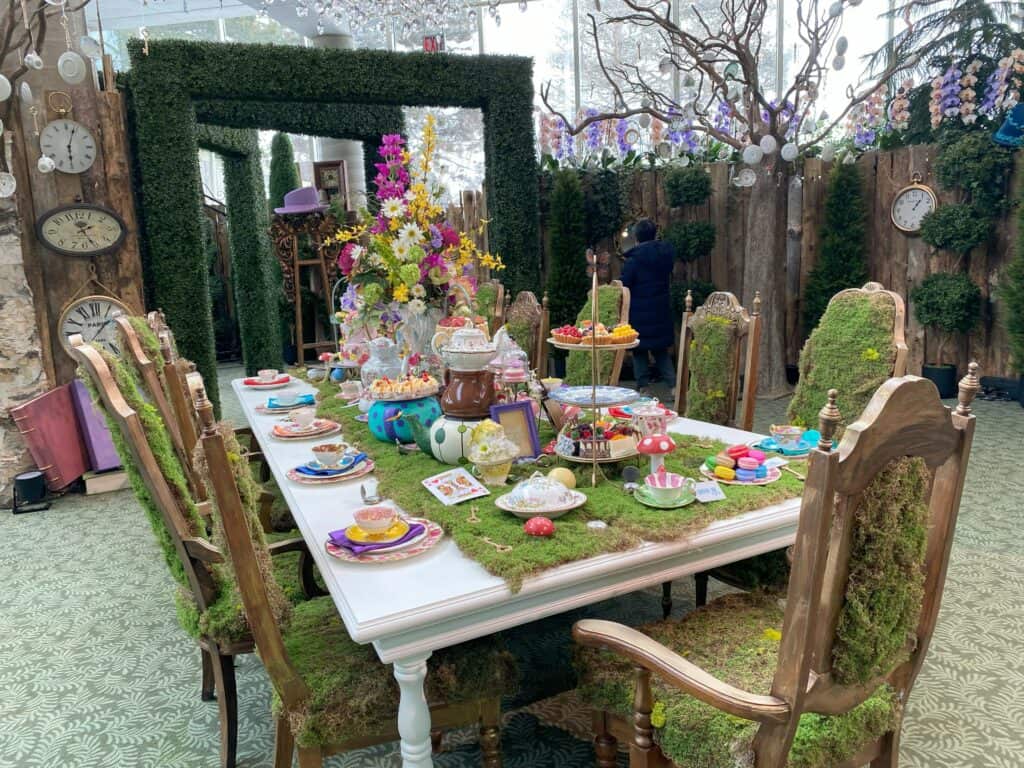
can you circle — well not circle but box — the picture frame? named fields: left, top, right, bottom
left=313, top=160, right=349, bottom=210
left=490, top=400, right=541, bottom=459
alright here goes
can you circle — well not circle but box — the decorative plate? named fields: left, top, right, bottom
left=749, top=437, right=813, bottom=457
left=609, top=401, right=678, bottom=420
left=633, top=486, right=696, bottom=510
left=367, top=387, right=440, bottom=403
left=256, top=402, right=315, bottom=415
left=549, top=385, right=639, bottom=408
left=495, top=489, right=587, bottom=519
left=343, top=519, right=410, bottom=545
left=547, top=337, right=639, bottom=352
left=699, top=466, right=782, bottom=486
left=271, top=420, right=341, bottom=440
left=243, top=376, right=291, bottom=389
left=324, top=518, right=443, bottom=563
left=286, top=460, right=374, bottom=485
left=555, top=448, right=638, bottom=464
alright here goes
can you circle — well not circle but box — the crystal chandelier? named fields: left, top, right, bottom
left=259, top=0, right=530, bottom=37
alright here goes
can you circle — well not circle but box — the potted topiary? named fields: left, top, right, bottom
left=910, top=271, right=982, bottom=397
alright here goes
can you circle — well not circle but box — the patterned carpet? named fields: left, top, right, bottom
left=0, top=370, right=1019, bottom=767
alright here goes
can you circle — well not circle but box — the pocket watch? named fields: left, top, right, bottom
left=891, top=174, right=938, bottom=234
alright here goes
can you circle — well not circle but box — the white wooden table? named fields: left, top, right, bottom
left=232, top=378, right=801, bottom=767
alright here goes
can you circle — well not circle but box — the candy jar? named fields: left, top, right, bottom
left=361, top=337, right=403, bottom=389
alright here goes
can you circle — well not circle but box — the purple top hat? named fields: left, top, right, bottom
left=274, top=186, right=329, bottom=215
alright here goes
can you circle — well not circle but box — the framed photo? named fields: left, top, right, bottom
left=490, top=401, right=541, bottom=459
left=313, top=160, right=350, bottom=210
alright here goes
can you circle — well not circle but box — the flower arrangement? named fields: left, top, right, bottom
left=888, top=79, right=914, bottom=131
left=330, top=115, right=503, bottom=343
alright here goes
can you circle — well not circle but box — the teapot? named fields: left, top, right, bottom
left=431, top=327, right=496, bottom=372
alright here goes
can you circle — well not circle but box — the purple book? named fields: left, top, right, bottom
left=70, top=379, right=121, bottom=472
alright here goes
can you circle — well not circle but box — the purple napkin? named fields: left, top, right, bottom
left=329, top=522, right=425, bottom=555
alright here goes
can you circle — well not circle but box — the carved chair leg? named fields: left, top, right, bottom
left=660, top=582, right=672, bottom=619
left=431, top=729, right=443, bottom=753
left=299, top=550, right=327, bottom=598
left=201, top=648, right=216, bottom=701
left=273, top=714, right=295, bottom=768
left=209, top=650, right=238, bottom=768
left=630, top=668, right=656, bottom=768
left=258, top=490, right=275, bottom=534
left=593, top=710, right=618, bottom=768
left=480, top=698, right=502, bottom=768
left=694, top=572, right=709, bottom=607
left=296, top=745, right=323, bottom=768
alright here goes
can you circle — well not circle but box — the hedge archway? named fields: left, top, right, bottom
left=126, top=39, right=538, bottom=400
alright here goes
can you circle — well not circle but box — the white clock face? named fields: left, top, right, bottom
left=60, top=297, right=124, bottom=356
left=892, top=185, right=936, bottom=233
left=39, top=119, right=97, bottom=174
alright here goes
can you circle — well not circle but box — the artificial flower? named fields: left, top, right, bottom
left=393, top=241, right=411, bottom=261
left=392, top=283, right=410, bottom=302
left=399, top=263, right=421, bottom=287
left=407, top=298, right=426, bottom=315
left=398, top=222, right=422, bottom=245
left=411, top=283, right=426, bottom=299
left=381, top=197, right=404, bottom=218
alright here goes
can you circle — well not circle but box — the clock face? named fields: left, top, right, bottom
left=59, top=296, right=128, bottom=356
left=37, top=204, right=126, bottom=257
left=891, top=184, right=937, bottom=233
left=39, top=119, right=97, bottom=174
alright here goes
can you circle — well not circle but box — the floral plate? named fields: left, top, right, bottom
left=271, top=419, right=341, bottom=440
left=286, top=460, right=374, bottom=485
left=699, top=466, right=782, bottom=486
left=549, top=385, right=639, bottom=409
left=494, top=489, right=588, bottom=519
left=324, top=518, right=443, bottom=563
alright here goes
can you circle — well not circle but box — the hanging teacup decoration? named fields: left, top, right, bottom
left=57, top=51, right=87, bottom=84
left=79, top=35, right=102, bottom=58
left=0, top=74, right=10, bottom=101
left=828, top=1, right=843, bottom=17
left=37, top=155, right=56, bottom=174
left=683, top=73, right=696, bottom=88
left=734, top=168, right=757, bottom=187
left=24, top=50, right=44, bottom=70
left=679, top=155, right=691, bottom=167
left=821, top=144, right=836, bottom=162
left=658, top=56, right=673, bottom=75
left=0, top=171, right=16, bottom=199
left=759, top=135, right=778, bottom=154
left=656, top=141, right=671, bottom=158
left=780, top=142, right=799, bottom=162
left=741, top=144, right=764, bottom=165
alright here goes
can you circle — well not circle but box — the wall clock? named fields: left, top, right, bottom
left=891, top=174, right=938, bottom=234
left=39, top=117, right=98, bottom=174
left=57, top=294, right=131, bottom=356
left=36, top=203, right=127, bottom=257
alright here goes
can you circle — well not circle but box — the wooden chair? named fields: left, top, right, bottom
left=504, top=290, right=550, bottom=375
left=573, top=367, right=979, bottom=768
left=69, top=335, right=319, bottom=768
left=565, top=280, right=631, bottom=386
left=674, top=289, right=762, bottom=432
left=192, top=386, right=514, bottom=768
left=475, top=278, right=506, bottom=335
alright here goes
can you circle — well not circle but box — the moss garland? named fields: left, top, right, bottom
left=685, top=314, right=738, bottom=424
left=313, top=380, right=805, bottom=591
left=565, top=285, right=626, bottom=386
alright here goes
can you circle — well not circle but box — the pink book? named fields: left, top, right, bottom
left=10, top=383, right=90, bottom=491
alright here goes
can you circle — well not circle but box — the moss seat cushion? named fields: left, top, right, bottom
left=280, top=597, right=516, bottom=748
left=577, top=592, right=899, bottom=768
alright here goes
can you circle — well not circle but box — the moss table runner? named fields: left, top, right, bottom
left=311, top=381, right=805, bottom=591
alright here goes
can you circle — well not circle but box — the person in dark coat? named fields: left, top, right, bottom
left=620, top=219, right=676, bottom=392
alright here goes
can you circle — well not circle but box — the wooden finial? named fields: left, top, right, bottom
left=542, top=292, right=549, bottom=309
left=753, top=290, right=762, bottom=316
left=194, top=387, right=216, bottom=433
left=158, top=332, right=173, bottom=361
left=955, top=361, right=980, bottom=416
left=684, top=289, right=693, bottom=313
left=817, top=389, right=841, bottom=451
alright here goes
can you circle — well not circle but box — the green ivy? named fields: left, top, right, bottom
left=124, top=39, right=538, bottom=399
left=664, top=166, right=712, bottom=207
left=662, top=220, right=716, bottom=263
left=803, top=163, right=869, bottom=334
left=269, top=132, right=300, bottom=211
left=544, top=170, right=589, bottom=330
left=920, top=203, right=991, bottom=255
left=935, top=126, right=1014, bottom=213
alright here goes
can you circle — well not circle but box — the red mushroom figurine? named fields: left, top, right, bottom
left=524, top=517, right=555, bottom=537
left=637, top=434, right=677, bottom=474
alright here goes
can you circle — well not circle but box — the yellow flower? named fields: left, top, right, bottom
left=651, top=702, right=667, bottom=729
left=861, top=347, right=881, bottom=361
left=763, top=628, right=782, bottom=642
left=393, top=283, right=410, bottom=302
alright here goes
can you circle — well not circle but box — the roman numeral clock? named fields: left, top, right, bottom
left=57, top=294, right=130, bottom=356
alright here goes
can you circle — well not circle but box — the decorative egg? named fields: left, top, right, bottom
left=742, top=145, right=764, bottom=165
left=524, top=517, right=555, bottom=537
left=548, top=467, right=576, bottom=489
left=780, top=142, right=799, bottom=162
left=759, top=135, right=777, bottom=154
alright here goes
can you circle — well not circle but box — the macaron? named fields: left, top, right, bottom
left=755, top=465, right=768, bottom=479
left=736, top=468, right=756, bottom=482
left=737, top=456, right=760, bottom=471
left=713, top=465, right=736, bottom=481
left=726, top=444, right=749, bottom=460
left=715, top=452, right=736, bottom=469
left=747, top=448, right=766, bottom=463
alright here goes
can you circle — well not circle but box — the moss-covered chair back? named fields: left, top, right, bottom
left=564, top=281, right=630, bottom=386
left=674, top=290, right=761, bottom=431
left=474, top=279, right=505, bottom=335
left=789, top=282, right=908, bottom=434
left=574, top=369, right=979, bottom=767
left=504, top=290, right=550, bottom=373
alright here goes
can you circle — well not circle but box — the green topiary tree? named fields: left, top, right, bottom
left=269, top=132, right=300, bottom=212
left=910, top=271, right=982, bottom=365
left=664, top=166, right=712, bottom=207
left=803, top=163, right=869, bottom=334
left=662, top=220, right=716, bottom=263
left=920, top=203, right=991, bottom=258
left=545, top=169, right=589, bottom=329
left=1003, top=205, right=1024, bottom=378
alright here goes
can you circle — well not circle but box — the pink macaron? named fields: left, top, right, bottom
left=737, top=456, right=760, bottom=471
left=746, top=448, right=766, bottom=463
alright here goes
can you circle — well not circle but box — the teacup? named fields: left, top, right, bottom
left=258, top=368, right=280, bottom=383
left=340, top=380, right=362, bottom=400
left=312, top=442, right=349, bottom=467
left=644, top=471, right=693, bottom=504
left=770, top=424, right=804, bottom=450
left=292, top=407, right=317, bottom=429
left=353, top=505, right=398, bottom=534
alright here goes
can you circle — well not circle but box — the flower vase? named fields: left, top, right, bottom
left=399, top=305, right=444, bottom=375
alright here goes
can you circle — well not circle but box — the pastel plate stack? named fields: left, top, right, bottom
left=270, top=418, right=341, bottom=441
left=256, top=393, right=316, bottom=415
left=286, top=452, right=374, bottom=485
left=325, top=507, right=443, bottom=563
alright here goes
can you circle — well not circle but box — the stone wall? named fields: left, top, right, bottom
left=0, top=196, right=49, bottom=505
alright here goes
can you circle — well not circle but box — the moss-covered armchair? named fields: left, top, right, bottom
left=503, top=289, right=550, bottom=375
left=565, top=281, right=631, bottom=386
left=674, top=289, right=761, bottom=431
left=574, top=370, right=979, bottom=768
left=192, top=389, right=515, bottom=768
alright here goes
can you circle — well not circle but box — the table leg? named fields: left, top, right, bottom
left=394, top=652, right=434, bottom=768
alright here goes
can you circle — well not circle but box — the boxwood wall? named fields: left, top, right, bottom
left=126, top=38, right=538, bottom=399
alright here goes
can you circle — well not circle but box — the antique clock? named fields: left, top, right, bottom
left=36, top=203, right=127, bottom=257
left=890, top=174, right=938, bottom=234
left=57, top=294, right=131, bottom=356
left=39, top=117, right=98, bottom=174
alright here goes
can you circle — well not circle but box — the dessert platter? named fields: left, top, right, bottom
left=699, top=444, right=782, bottom=486
left=367, top=372, right=441, bottom=401
left=325, top=506, right=444, bottom=563
left=494, top=472, right=587, bottom=519
left=554, top=417, right=639, bottom=463
left=549, top=321, right=639, bottom=351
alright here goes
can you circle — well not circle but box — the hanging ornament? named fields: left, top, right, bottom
left=56, top=1, right=86, bottom=84
left=848, top=0, right=862, bottom=5
left=0, top=74, right=11, bottom=102
left=742, top=145, right=764, bottom=165
left=829, top=1, right=843, bottom=17
left=24, top=50, right=43, bottom=70
left=821, top=144, right=836, bottom=162
left=683, top=73, right=695, bottom=88
left=780, top=142, right=799, bottom=161
left=759, top=135, right=778, bottom=154
left=659, top=56, right=673, bottom=75
left=734, top=168, right=757, bottom=187
left=832, top=55, right=845, bottom=71
left=0, top=171, right=16, bottom=199
left=37, top=155, right=56, bottom=173
left=656, top=141, right=671, bottom=158
left=724, top=62, right=740, bottom=80
left=835, top=36, right=848, bottom=55
left=79, top=35, right=102, bottom=59
left=519, top=0, right=528, bottom=10
left=638, top=112, right=651, bottom=128
left=842, top=153, right=856, bottom=165
left=19, top=82, right=33, bottom=105
left=679, top=155, right=691, bottom=167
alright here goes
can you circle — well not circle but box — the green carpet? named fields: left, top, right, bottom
left=0, top=365, right=1018, bottom=767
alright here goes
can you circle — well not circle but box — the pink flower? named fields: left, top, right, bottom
left=440, top=225, right=460, bottom=248
left=337, top=243, right=356, bottom=275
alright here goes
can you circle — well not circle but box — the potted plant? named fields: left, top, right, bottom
left=910, top=272, right=982, bottom=397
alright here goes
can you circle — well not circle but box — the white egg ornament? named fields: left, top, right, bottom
left=742, top=145, right=764, bottom=165
left=835, top=36, right=848, bottom=56
left=759, top=135, right=778, bottom=154
left=0, top=74, right=11, bottom=102
left=780, top=142, right=799, bottom=162
left=832, top=55, right=846, bottom=71
left=821, top=144, right=836, bottom=163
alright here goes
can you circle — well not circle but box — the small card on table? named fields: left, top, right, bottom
left=694, top=481, right=727, bottom=503
left=422, top=468, right=490, bottom=506
left=762, top=457, right=789, bottom=470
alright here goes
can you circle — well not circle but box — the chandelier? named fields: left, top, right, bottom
left=259, top=0, right=530, bottom=37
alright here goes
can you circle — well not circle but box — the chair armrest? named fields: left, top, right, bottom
left=183, top=537, right=224, bottom=564
left=268, top=537, right=308, bottom=555
left=573, top=619, right=791, bottom=725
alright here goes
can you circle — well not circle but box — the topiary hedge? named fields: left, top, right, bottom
left=545, top=170, right=589, bottom=330
left=1002, top=202, right=1024, bottom=376
left=269, top=132, right=300, bottom=212
left=125, top=39, right=538, bottom=399
left=920, top=203, right=991, bottom=256
left=910, top=271, right=982, bottom=365
left=662, top=220, right=716, bottom=263
left=664, top=165, right=712, bottom=207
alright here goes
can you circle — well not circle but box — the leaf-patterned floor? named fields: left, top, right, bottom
left=0, top=371, right=1018, bottom=767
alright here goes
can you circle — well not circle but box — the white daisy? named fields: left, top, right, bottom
left=381, top=197, right=404, bottom=218
left=393, top=241, right=411, bottom=261
left=349, top=244, right=364, bottom=264
left=398, top=223, right=422, bottom=244
left=407, top=298, right=426, bottom=315
left=411, top=283, right=426, bottom=299
left=404, top=189, right=416, bottom=201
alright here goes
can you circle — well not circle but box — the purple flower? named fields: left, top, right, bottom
left=616, top=119, right=631, bottom=154
left=429, top=224, right=443, bottom=249
left=340, top=284, right=359, bottom=311
left=584, top=108, right=602, bottom=150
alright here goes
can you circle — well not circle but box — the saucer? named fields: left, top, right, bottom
left=634, top=486, right=696, bottom=509
left=344, top=519, right=410, bottom=545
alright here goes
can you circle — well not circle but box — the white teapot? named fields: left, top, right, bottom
left=432, top=327, right=496, bottom=371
